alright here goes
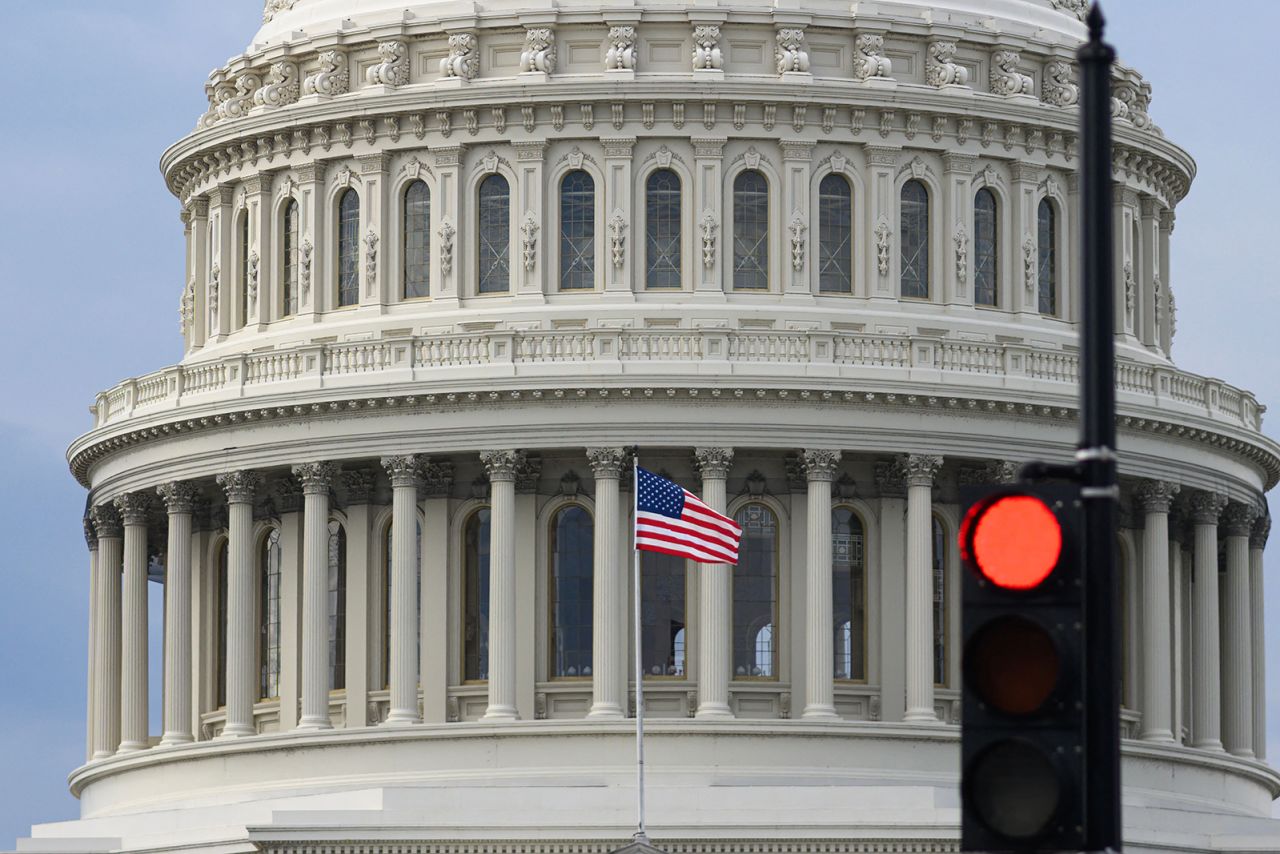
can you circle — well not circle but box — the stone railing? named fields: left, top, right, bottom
left=90, top=328, right=1263, bottom=434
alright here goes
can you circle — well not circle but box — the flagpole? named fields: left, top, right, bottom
left=632, top=449, right=648, bottom=843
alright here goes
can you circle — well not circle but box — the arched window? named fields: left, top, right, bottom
left=238, top=211, right=250, bottom=328
left=282, top=199, right=300, bottom=317
left=403, top=181, right=431, bottom=299
left=645, top=169, right=682, bottom=289
left=550, top=505, right=594, bottom=679
left=818, top=174, right=853, bottom=294
left=900, top=180, right=930, bottom=299
left=974, top=189, right=998, bottom=306
left=559, top=171, right=595, bottom=290
left=463, top=508, right=491, bottom=681
left=337, top=189, right=360, bottom=307
left=478, top=174, right=511, bottom=294
left=832, top=507, right=867, bottom=681
left=931, top=517, right=948, bottom=687
left=215, top=540, right=229, bottom=708
left=732, top=171, right=769, bottom=290
left=381, top=520, right=422, bottom=689
left=259, top=528, right=282, bottom=700
left=328, top=521, right=347, bottom=691
left=641, top=551, right=686, bottom=678
left=1038, top=199, right=1057, bottom=315
left=734, top=503, right=779, bottom=679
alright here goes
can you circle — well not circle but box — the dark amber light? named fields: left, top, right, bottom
left=966, top=616, right=1061, bottom=715
left=969, top=495, right=1062, bottom=590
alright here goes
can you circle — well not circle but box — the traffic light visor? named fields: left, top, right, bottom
left=963, top=494, right=1062, bottom=590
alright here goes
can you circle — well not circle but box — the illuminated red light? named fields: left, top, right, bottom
left=964, top=495, right=1063, bottom=590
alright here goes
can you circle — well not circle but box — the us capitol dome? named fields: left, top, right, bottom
left=19, top=0, right=1280, bottom=851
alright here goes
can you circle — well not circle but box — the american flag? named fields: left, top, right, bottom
left=634, top=467, right=742, bottom=565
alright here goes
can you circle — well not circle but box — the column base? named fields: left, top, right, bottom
left=903, top=707, right=939, bottom=723
left=587, top=703, right=625, bottom=720
left=481, top=705, right=520, bottom=722
left=1229, top=747, right=1256, bottom=759
left=1193, top=738, right=1225, bottom=752
left=297, top=717, right=334, bottom=731
left=382, top=712, right=421, bottom=726
left=801, top=705, right=840, bottom=721
left=1140, top=729, right=1176, bottom=744
left=90, top=750, right=114, bottom=761
left=115, top=741, right=148, bottom=754
left=158, top=733, right=194, bottom=747
left=216, top=723, right=256, bottom=739
left=695, top=703, right=734, bottom=720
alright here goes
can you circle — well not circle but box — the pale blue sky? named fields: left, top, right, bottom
left=1, top=1, right=1277, bottom=846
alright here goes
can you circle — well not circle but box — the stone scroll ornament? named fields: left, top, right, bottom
left=218, top=73, right=261, bottom=121
left=1022, top=234, right=1036, bottom=294
left=255, top=61, right=299, bottom=109
left=788, top=212, right=807, bottom=272
left=953, top=223, right=968, bottom=286
left=700, top=212, right=718, bottom=269
left=521, top=213, right=539, bottom=273
left=207, top=264, right=220, bottom=327
left=440, top=33, right=479, bottom=81
left=439, top=220, right=456, bottom=276
left=179, top=277, right=195, bottom=336
left=606, top=27, right=637, bottom=71
left=303, top=50, right=350, bottom=97
left=366, top=41, right=409, bottom=87
left=1042, top=60, right=1079, bottom=106
left=925, top=41, right=969, bottom=87
left=300, top=237, right=313, bottom=299
left=609, top=211, right=627, bottom=269
left=990, top=50, right=1033, bottom=96
left=364, top=230, right=379, bottom=293
left=248, top=251, right=260, bottom=312
left=853, top=34, right=892, bottom=81
left=262, top=0, right=297, bottom=23
left=692, top=26, right=723, bottom=70
left=520, top=28, right=556, bottom=74
left=874, top=216, right=891, bottom=277
left=775, top=28, right=810, bottom=74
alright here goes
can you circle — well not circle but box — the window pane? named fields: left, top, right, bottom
left=550, top=505, right=594, bottom=678
left=733, top=503, right=778, bottom=679
left=1038, top=199, right=1057, bottom=315
left=478, top=175, right=510, bottom=294
left=732, top=171, right=769, bottom=290
left=901, top=180, right=930, bottom=299
left=464, top=509, right=491, bottom=681
left=337, top=189, right=360, bottom=307
left=381, top=520, right=422, bottom=689
left=282, top=200, right=300, bottom=317
left=974, top=189, right=998, bottom=307
left=641, top=551, right=686, bottom=678
left=645, top=170, right=681, bottom=289
left=403, top=181, right=430, bottom=299
left=239, top=212, right=250, bottom=327
left=259, top=528, right=282, bottom=700
left=559, top=171, right=595, bottom=290
left=818, top=174, right=853, bottom=294
left=932, top=517, right=948, bottom=687
left=216, top=541, right=228, bottom=708
left=328, top=521, right=347, bottom=691
left=832, top=507, right=866, bottom=681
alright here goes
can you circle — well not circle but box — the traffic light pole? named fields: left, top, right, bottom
left=1077, top=6, right=1121, bottom=851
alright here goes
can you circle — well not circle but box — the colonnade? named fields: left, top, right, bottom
left=81, top=453, right=1269, bottom=764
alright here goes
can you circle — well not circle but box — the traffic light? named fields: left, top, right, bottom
left=959, top=482, right=1086, bottom=852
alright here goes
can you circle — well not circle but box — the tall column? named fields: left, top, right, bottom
left=802, top=450, right=840, bottom=719
left=1170, top=517, right=1187, bottom=743
left=1250, top=515, right=1270, bottom=759
left=381, top=456, right=422, bottom=725
left=694, top=448, right=734, bottom=719
left=903, top=454, right=943, bottom=723
left=216, top=471, right=262, bottom=737
left=84, top=518, right=99, bottom=761
left=1135, top=480, right=1179, bottom=742
left=157, top=482, right=197, bottom=745
left=116, top=492, right=152, bottom=753
left=481, top=450, right=523, bottom=720
left=1188, top=490, right=1227, bottom=751
left=1221, top=502, right=1259, bottom=757
left=295, top=462, right=337, bottom=730
left=587, top=448, right=627, bottom=719
left=90, top=505, right=122, bottom=759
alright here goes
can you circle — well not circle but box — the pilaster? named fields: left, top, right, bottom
left=341, top=475, right=372, bottom=729
left=420, top=459, right=453, bottom=724
left=942, top=154, right=976, bottom=307
left=513, top=141, right=548, bottom=299
left=297, top=161, right=328, bottom=318
left=600, top=137, right=637, bottom=298
left=781, top=139, right=816, bottom=298
left=865, top=146, right=899, bottom=299
left=358, top=153, right=393, bottom=308
left=693, top=137, right=727, bottom=297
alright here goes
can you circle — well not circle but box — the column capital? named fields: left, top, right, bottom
left=942, top=153, right=977, bottom=175
left=341, top=468, right=377, bottom=504
left=479, top=450, right=525, bottom=483
left=515, top=454, right=542, bottom=493
left=1222, top=502, right=1260, bottom=538
left=272, top=473, right=304, bottom=514
left=156, top=481, right=199, bottom=514
left=801, top=449, right=841, bottom=482
left=863, top=145, right=900, bottom=167
left=586, top=447, right=629, bottom=479
left=216, top=470, right=262, bottom=505
left=693, top=447, right=734, bottom=480
left=84, top=516, right=98, bottom=550
left=1134, top=480, right=1180, bottom=514
left=420, top=458, right=455, bottom=498
left=958, top=460, right=1019, bottom=485
left=90, top=503, right=122, bottom=539
left=381, top=455, right=424, bottom=489
left=292, top=461, right=338, bottom=495
left=900, top=454, right=943, bottom=488
left=1251, top=514, right=1271, bottom=550
left=114, top=492, right=153, bottom=526
left=1186, top=490, right=1228, bottom=525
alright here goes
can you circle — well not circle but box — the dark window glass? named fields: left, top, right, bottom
left=559, top=171, right=595, bottom=290
left=337, top=189, right=360, bottom=307
left=478, top=175, right=510, bottom=294
left=901, top=180, right=930, bottom=299
left=974, top=189, right=998, bottom=306
left=645, top=170, right=682, bottom=289
left=732, top=171, right=769, bottom=290
left=239, top=211, right=250, bottom=327
left=216, top=540, right=228, bottom=708
left=550, top=505, right=594, bottom=678
left=403, top=181, right=431, bottom=299
left=642, top=551, right=687, bottom=678
left=932, top=517, right=948, bottom=687
left=832, top=507, right=866, bottom=681
left=259, top=528, right=282, bottom=700
left=463, top=509, right=491, bottom=681
left=328, top=521, right=347, bottom=691
left=1038, top=199, right=1057, bottom=315
left=282, top=200, right=300, bottom=317
left=818, top=174, right=853, bottom=294
left=733, top=503, right=778, bottom=679
left=381, top=521, right=422, bottom=689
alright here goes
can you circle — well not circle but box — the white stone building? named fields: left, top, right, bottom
left=14, top=0, right=1280, bottom=851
